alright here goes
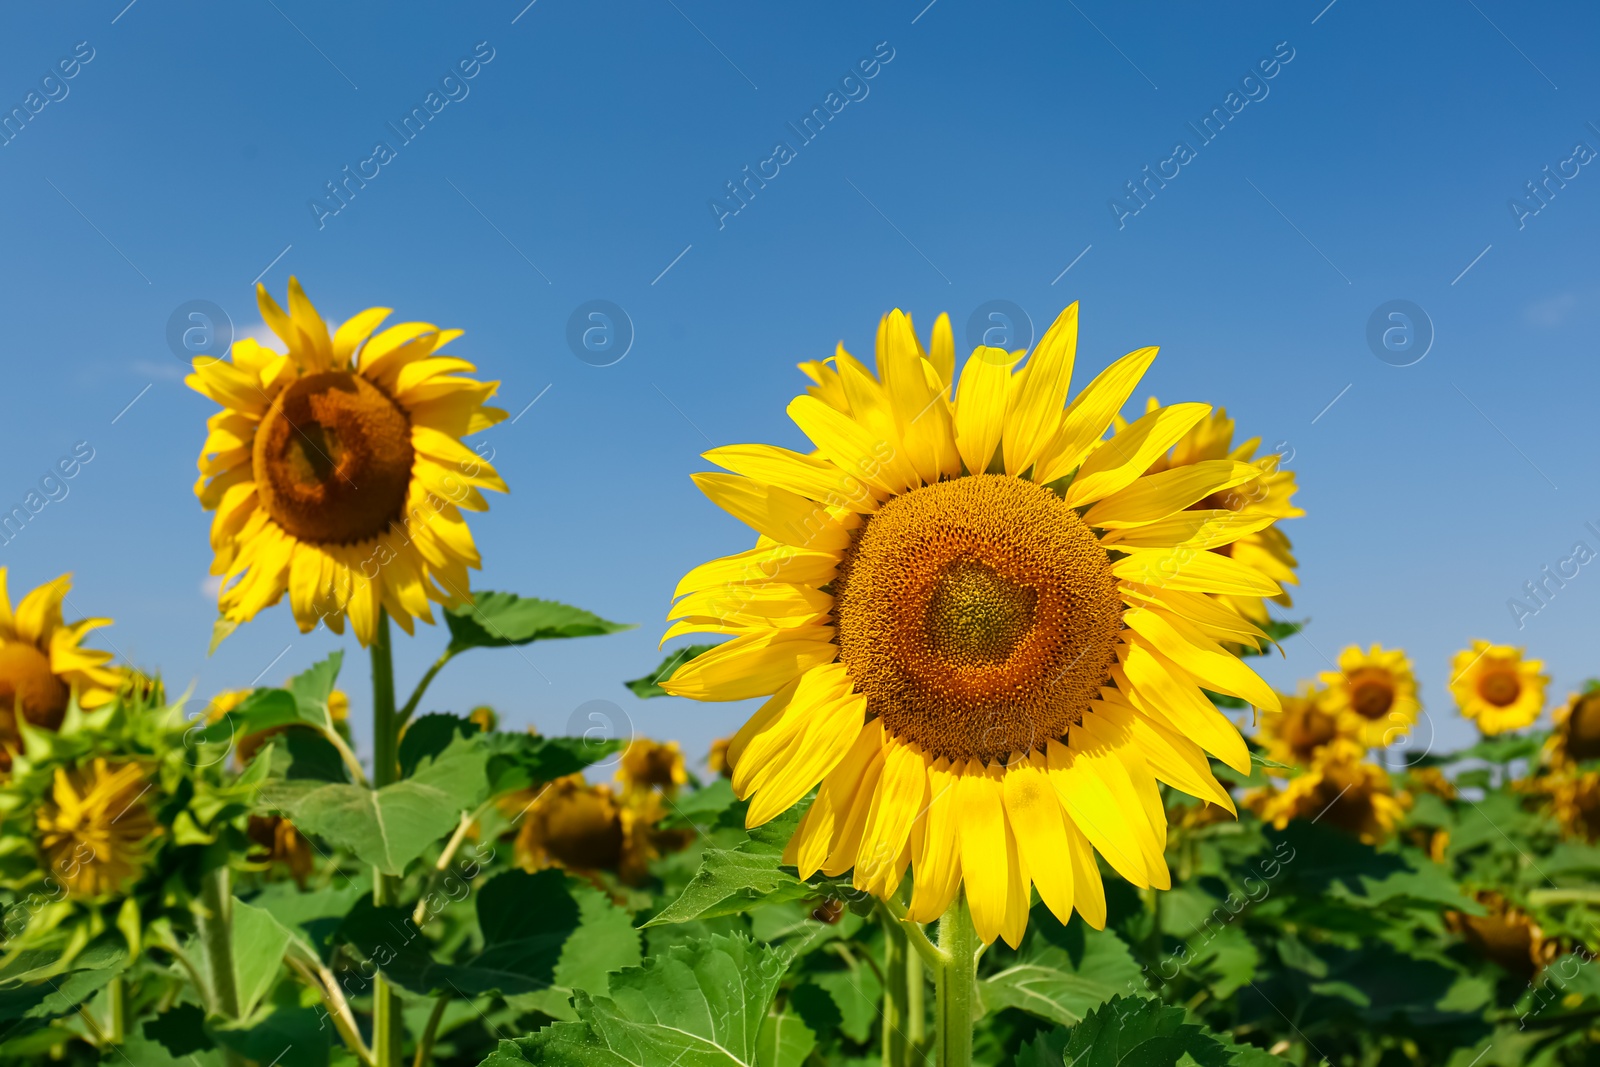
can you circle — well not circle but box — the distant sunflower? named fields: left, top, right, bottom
left=664, top=306, right=1286, bottom=946
left=507, top=775, right=683, bottom=887
left=1546, top=687, right=1600, bottom=767
left=36, top=758, right=159, bottom=899
left=1319, top=644, right=1420, bottom=748
left=1450, top=641, right=1546, bottom=736
left=1121, top=399, right=1303, bottom=626
left=616, top=739, right=688, bottom=797
left=1547, top=769, right=1600, bottom=842
left=0, top=571, right=118, bottom=770
left=1248, top=746, right=1403, bottom=845
left=188, top=278, right=507, bottom=645
left=1259, top=683, right=1349, bottom=768
left=247, top=814, right=315, bottom=886
left=707, top=736, right=733, bottom=779
left=1447, top=891, right=1559, bottom=980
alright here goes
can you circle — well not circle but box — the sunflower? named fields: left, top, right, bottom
left=0, top=571, right=119, bottom=770
left=707, top=736, right=734, bottom=779
left=188, top=278, right=507, bottom=646
left=1447, top=891, right=1559, bottom=981
left=247, top=814, right=315, bottom=886
left=1450, top=640, right=1547, bottom=736
left=35, top=758, right=159, bottom=899
left=662, top=305, right=1288, bottom=947
left=1546, top=687, right=1600, bottom=767
left=1247, top=745, right=1403, bottom=845
left=1318, top=644, right=1420, bottom=748
left=616, top=739, right=688, bottom=797
left=506, top=775, right=681, bottom=887
left=1121, top=399, right=1303, bottom=626
left=1547, top=769, right=1600, bottom=842
left=1259, top=682, right=1349, bottom=768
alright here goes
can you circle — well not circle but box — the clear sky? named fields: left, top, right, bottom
left=2, top=0, right=1597, bottom=772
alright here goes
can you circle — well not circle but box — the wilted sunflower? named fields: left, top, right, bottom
left=36, top=758, right=158, bottom=899
left=663, top=306, right=1287, bottom=946
left=1447, top=891, right=1560, bottom=981
left=0, top=570, right=118, bottom=770
left=1259, top=683, right=1348, bottom=768
left=1248, top=742, right=1403, bottom=844
left=1450, top=640, right=1546, bottom=736
left=1546, top=687, right=1600, bottom=767
left=188, top=278, right=507, bottom=645
left=506, top=775, right=683, bottom=887
left=1318, top=644, right=1420, bottom=748
left=616, top=738, right=688, bottom=797
left=1118, top=399, right=1302, bottom=627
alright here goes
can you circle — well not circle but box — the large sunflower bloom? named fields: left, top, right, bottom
left=662, top=306, right=1287, bottom=946
left=1121, top=399, right=1302, bottom=626
left=188, top=278, right=507, bottom=645
left=0, top=571, right=118, bottom=769
left=36, top=758, right=159, bottom=899
left=1450, top=640, right=1547, bottom=736
left=1318, top=644, right=1420, bottom=748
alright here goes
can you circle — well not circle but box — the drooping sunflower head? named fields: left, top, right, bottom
left=0, top=570, right=118, bottom=770
left=507, top=774, right=688, bottom=887
left=1123, top=399, right=1303, bottom=626
left=1248, top=744, right=1403, bottom=844
left=1259, top=682, right=1349, bottom=768
left=616, top=739, right=688, bottom=797
left=1450, top=640, right=1547, bottom=736
left=35, top=758, right=159, bottom=899
left=1447, top=890, right=1559, bottom=980
left=1548, top=687, right=1600, bottom=767
left=188, top=278, right=508, bottom=646
left=1318, top=644, right=1420, bottom=748
left=663, top=305, right=1292, bottom=946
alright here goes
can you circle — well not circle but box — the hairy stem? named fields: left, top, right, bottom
left=933, top=894, right=977, bottom=1067
left=371, top=610, right=403, bottom=1067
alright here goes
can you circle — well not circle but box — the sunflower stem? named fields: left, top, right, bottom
left=882, top=915, right=909, bottom=1067
left=371, top=609, right=404, bottom=1067
left=398, top=650, right=454, bottom=726
left=197, top=864, right=248, bottom=1067
left=107, top=975, right=127, bottom=1044
left=933, top=893, right=977, bottom=1067
left=412, top=994, right=451, bottom=1067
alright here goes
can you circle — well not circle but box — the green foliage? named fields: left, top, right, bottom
left=980, top=908, right=1145, bottom=1026
left=446, top=592, right=633, bottom=655
left=625, top=645, right=718, bottom=698
left=485, top=933, right=789, bottom=1066
left=643, top=805, right=812, bottom=926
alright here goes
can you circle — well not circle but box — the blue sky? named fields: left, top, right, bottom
left=2, top=0, right=1597, bottom=771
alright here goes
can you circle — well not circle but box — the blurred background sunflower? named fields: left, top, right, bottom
left=34, top=757, right=159, bottom=899
left=0, top=570, right=118, bottom=772
left=1318, top=643, right=1421, bottom=748
left=663, top=305, right=1293, bottom=946
left=188, top=278, right=507, bottom=645
left=1450, top=640, right=1547, bottom=736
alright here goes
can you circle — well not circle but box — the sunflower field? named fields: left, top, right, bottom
left=0, top=281, right=1593, bottom=1067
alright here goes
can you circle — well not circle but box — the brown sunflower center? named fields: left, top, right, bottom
left=1568, top=693, right=1600, bottom=762
left=538, top=787, right=624, bottom=869
left=1285, top=701, right=1340, bottom=758
left=832, top=474, right=1123, bottom=763
left=1478, top=669, right=1522, bottom=708
left=253, top=370, right=414, bottom=546
left=1347, top=669, right=1396, bottom=720
left=0, top=642, right=69, bottom=733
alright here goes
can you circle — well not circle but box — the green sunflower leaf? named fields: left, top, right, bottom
left=480, top=933, right=790, bottom=1067
left=1017, top=995, right=1237, bottom=1067
left=446, top=592, right=633, bottom=655
left=482, top=731, right=628, bottom=796
left=980, top=909, right=1145, bottom=1027
left=340, top=869, right=638, bottom=1001
left=642, top=805, right=811, bottom=926
left=0, top=934, right=126, bottom=1033
left=755, top=1010, right=816, bottom=1067
left=260, top=728, right=488, bottom=875
left=625, top=645, right=719, bottom=698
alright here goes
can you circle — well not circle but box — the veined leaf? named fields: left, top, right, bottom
left=447, top=592, right=632, bottom=655
left=482, top=933, right=789, bottom=1066
left=1017, top=995, right=1237, bottom=1067
left=260, top=730, right=488, bottom=875
left=643, top=806, right=810, bottom=926
left=981, top=910, right=1144, bottom=1027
